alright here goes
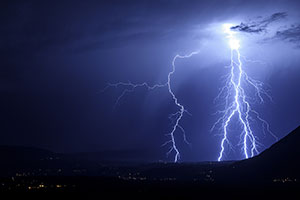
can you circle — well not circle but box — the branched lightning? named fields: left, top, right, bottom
left=103, top=51, right=199, bottom=162
left=212, top=24, right=277, bottom=161
left=103, top=23, right=277, bottom=162
left=101, top=82, right=167, bottom=109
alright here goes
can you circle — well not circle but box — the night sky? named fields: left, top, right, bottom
left=1, top=0, right=300, bottom=162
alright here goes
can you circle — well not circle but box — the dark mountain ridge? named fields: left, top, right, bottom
left=237, top=126, right=299, bottom=176
left=0, top=126, right=299, bottom=182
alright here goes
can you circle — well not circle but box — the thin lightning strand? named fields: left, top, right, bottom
left=101, top=82, right=167, bottom=109
left=103, top=51, right=199, bottom=162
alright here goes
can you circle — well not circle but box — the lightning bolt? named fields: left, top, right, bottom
left=103, top=23, right=277, bottom=162
left=103, top=52, right=199, bottom=162
left=212, top=24, right=278, bottom=161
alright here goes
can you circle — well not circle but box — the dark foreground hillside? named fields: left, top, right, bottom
left=0, top=126, right=299, bottom=199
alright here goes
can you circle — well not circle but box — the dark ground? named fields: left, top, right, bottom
left=0, top=126, right=299, bottom=199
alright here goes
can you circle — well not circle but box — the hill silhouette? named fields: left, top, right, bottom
left=0, top=126, right=299, bottom=197
left=214, top=126, right=300, bottom=184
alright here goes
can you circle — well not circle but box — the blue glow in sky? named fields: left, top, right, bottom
left=0, top=0, right=299, bottom=162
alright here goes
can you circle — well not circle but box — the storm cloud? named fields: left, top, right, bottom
left=274, top=24, right=300, bottom=46
left=230, top=12, right=287, bottom=33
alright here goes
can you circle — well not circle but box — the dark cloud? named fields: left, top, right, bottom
left=230, top=12, right=300, bottom=47
left=231, top=12, right=287, bottom=33
left=274, top=24, right=300, bottom=46
left=2, top=0, right=290, bottom=54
